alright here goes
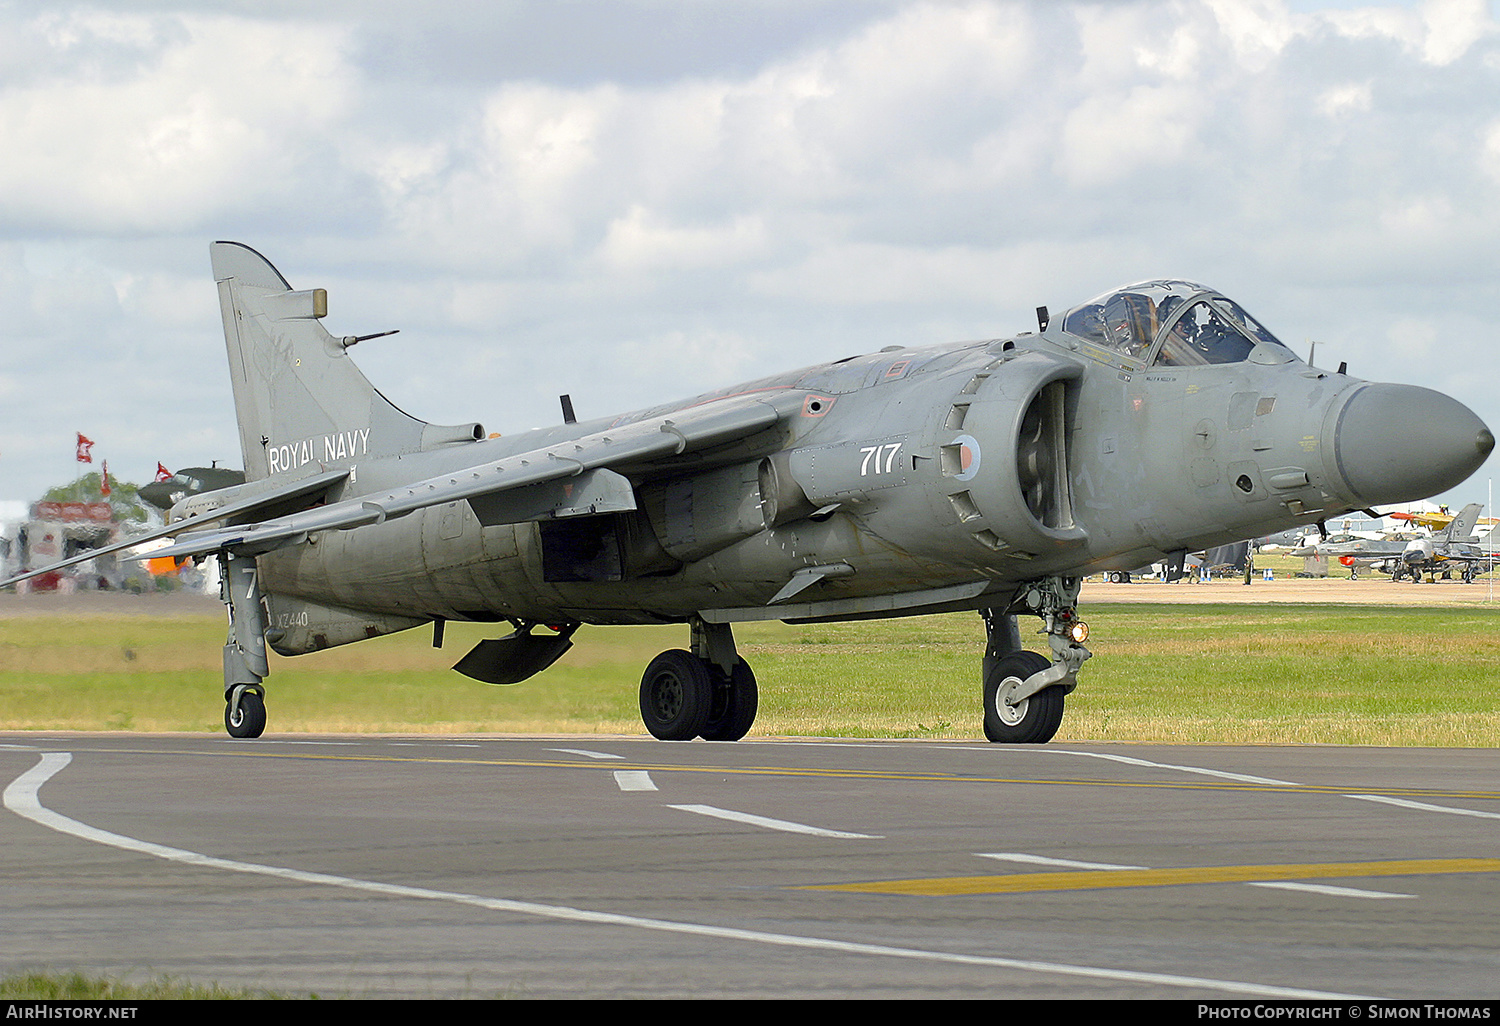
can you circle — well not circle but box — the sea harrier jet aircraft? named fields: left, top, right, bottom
left=5, top=245, right=1492, bottom=742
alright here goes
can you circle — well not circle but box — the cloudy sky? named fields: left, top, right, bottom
left=2, top=0, right=1498, bottom=516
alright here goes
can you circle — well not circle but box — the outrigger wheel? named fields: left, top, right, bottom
left=225, top=685, right=267, bottom=739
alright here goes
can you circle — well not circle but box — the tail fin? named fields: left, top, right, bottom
left=211, top=242, right=484, bottom=482
left=1442, top=503, right=1483, bottom=544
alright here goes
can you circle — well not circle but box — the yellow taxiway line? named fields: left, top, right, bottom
left=802, top=858, right=1500, bottom=896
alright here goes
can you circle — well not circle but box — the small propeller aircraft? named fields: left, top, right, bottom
left=5, top=244, right=1492, bottom=742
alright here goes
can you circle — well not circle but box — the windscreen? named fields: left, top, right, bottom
left=1061, top=281, right=1290, bottom=367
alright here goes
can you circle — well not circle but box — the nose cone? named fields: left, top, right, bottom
left=1332, top=384, right=1494, bottom=506
left=1402, top=540, right=1432, bottom=565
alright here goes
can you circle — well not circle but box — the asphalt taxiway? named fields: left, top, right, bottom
left=3, top=733, right=1499, bottom=999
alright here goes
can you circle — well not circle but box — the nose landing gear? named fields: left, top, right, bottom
left=981, top=575, right=1091, bottom=744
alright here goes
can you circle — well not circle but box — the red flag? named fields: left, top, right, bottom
left=155, top=463, right=172, bottom=482
left=101, top=461, right=111, bottom=497
left=76, top=433, right=94, bottom=463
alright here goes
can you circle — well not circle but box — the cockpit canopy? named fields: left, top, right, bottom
left=1060, top=280, right=1289, bottom=366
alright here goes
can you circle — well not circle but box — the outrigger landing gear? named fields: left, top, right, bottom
left=639, top=618, right=758, bottom=741
left=980, top=575, right=1091, bottom=744
left=220, top=553, right=270, bottom=739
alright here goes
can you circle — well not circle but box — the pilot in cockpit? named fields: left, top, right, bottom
left=1100, top=292, right=1157, bottom=360
left=1156, top=300, right=1257, bottom=366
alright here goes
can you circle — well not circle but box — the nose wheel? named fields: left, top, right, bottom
left=980, top=576, right=1090, bottom=744
left=983, top=650, right=1066, bottom=743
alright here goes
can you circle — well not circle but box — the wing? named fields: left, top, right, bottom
left=139, top=390, right=801, bottom=563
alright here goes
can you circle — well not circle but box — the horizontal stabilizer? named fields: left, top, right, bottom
left=0, top=468, right=348, bottom=591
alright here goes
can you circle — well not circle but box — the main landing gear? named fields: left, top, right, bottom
left=640, top=618, right=758, bottom=741
left=980, top=576, right=1091, bottom=744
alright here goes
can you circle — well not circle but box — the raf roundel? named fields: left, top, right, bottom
left=953, top=434, right=982, bottom=481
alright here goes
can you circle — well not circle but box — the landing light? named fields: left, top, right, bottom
left=1068, top=621, right=1090, bottom=645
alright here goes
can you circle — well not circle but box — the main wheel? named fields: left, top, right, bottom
left=225, top=689, right=266, bottom=739
left=983, top=650, right=1066, bottom=744
left=701, top=659, right=758, bottom=742
left=640, top=650, right=712, bottom=740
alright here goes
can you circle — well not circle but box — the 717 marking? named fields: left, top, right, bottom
left=860, top=442, right=902, bottom=476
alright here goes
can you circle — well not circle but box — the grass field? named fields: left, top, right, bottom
left=0, top=971, right=283, bottom=1000
left=3, top=601, right=1498, bottom=745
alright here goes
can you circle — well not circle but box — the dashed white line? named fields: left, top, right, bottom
left=1247, top=881, right=1415, bottom=900
left=976, top=852, right=1147, bottom=871
left=389, top=742, right=480, bottom=748
left=215, top=739, right=361, bottom=746
left=613, top=770, right=657, bottom=791
left=667, top=804, right=882, bottom=839
left=549, top=748, right=625, bottom=760
left=1048, top=749, right=1302, bottom=787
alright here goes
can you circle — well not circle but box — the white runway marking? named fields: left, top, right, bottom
left=216, top=739, right=361, bottom=746
left=1049, top=749, right=1302, bottom=787
left=1247, top=881, right=1415, bottom=900
left=976, top=852, right=1147, bottom=871
left=389, top=742, right=480, bottom=748
left=613, top=770, right=657, bottom=791
left=666, top=804, right=883, bottom=839
left=1345, top=794, right=1500, bottom=820
left=549, top=748, right=625, bottom=760
left=978, top=852, right=1415, bottom=900
left=0, top=752, right=1366, bottom=1001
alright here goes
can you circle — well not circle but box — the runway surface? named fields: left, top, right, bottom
left=3, top=733, right=1499, bottom=999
